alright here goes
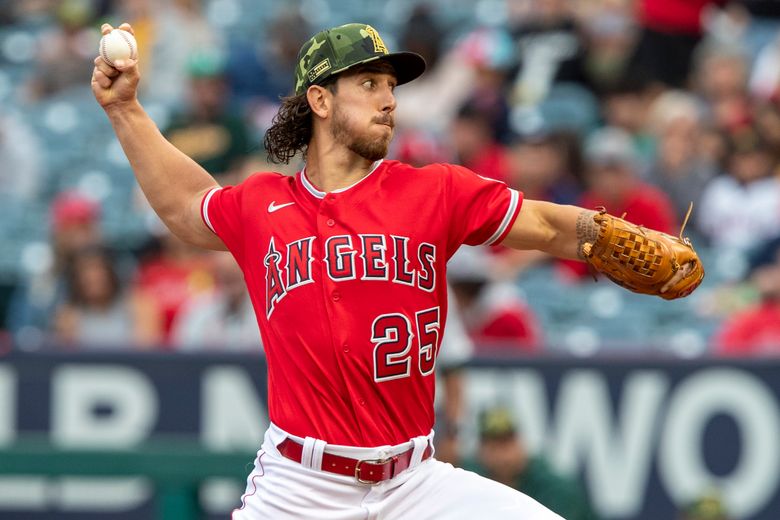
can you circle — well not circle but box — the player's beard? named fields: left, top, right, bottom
left=330, top=104, right=392, bottom=161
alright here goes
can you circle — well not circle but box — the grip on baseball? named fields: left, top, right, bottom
left=99, top=28, right=138, bottom=68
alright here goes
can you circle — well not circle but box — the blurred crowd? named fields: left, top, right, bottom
left=2, top=0, right=780, bottom=362
left=460, top=405, right=731, bottom=520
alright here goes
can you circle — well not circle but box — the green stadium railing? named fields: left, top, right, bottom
left=0, top=438, right=255, bottom=519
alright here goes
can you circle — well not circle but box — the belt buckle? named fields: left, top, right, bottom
left=354, top=455, right=398, bottom=485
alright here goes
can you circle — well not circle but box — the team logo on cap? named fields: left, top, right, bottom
left=363, top=26, right=388, bottom=54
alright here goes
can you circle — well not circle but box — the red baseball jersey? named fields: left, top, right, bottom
left=201, top=159, right=522, bottom=446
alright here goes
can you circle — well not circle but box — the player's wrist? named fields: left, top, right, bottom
left=103, top=98, right=143, bottom=119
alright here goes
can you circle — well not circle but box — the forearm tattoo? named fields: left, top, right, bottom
left=576, top=210, right=599, bottom=259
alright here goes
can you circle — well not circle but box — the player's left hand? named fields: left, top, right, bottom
left=581, top=209, right=704, bottom=300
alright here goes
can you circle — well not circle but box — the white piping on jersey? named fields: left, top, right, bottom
left=483, top=188, right=520, bottom=246
left=300, top=159, right=384, bottom=199
left=202, top=186, right=222, bottom=234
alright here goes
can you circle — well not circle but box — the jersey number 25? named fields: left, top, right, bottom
left=371, top=307, right=440, bottom=382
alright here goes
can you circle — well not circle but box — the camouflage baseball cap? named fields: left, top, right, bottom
left=294, top=23, right=426, bottom=95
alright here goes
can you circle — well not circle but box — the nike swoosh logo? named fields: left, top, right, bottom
left=268, top=201, right=295, bottom=213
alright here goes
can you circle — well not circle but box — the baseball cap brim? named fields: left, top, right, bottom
left=331, top=51, right=427, bottom=87
left=383, top=51, right=427, bottom=86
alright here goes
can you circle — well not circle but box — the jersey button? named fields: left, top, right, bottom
left=343, top=344, right=349, bottom=353
left=326, top=218, right=335, bottom=227
left=332, top=291, right=341, bottom=301
left=327, top=195, right=336, bottom=204
left=358, top=398, right=366, bottom=406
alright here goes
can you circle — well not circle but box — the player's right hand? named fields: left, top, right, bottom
left=91, top=23, right=140, bottom=110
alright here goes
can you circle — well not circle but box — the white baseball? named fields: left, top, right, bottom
left=98, top=28, right=138, bottom=67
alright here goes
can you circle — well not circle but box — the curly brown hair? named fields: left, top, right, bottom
left=264, top=79, right=337, bottom=164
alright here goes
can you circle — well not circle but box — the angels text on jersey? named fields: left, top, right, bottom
left=264, top=233, right=437, bottom=318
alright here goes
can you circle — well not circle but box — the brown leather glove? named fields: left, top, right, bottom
left=581, top=208, right=704, bottom=300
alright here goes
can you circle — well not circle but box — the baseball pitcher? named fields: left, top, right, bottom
left=91, top=21, right=703, bottom=519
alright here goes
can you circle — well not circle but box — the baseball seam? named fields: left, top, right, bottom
left=100, top=35, right=114, bottom=67
left=117, top=29, right=137, bottom=60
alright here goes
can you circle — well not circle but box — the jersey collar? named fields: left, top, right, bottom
left=299, top=159, right=384, bottom=199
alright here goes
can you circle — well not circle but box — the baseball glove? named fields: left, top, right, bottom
left=581, top=206, right=704, bottom=300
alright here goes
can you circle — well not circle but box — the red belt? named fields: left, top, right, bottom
left=277, top=438, right=433, bottom=484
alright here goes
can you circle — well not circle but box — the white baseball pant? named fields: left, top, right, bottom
left=232, top=423, right=563, bottom=520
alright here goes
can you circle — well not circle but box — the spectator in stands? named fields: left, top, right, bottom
left=26, top=0, right=100, bottom=100
left=398, top=4, right=445, bottom=73
left=225, top=9, right=312, bottom=108
left=508, top=0, right=592, bottom=106
left=481, top=125, right=585, bottom=277
left=680, top=491, right=731, bottom=520
left=171, top=251, right=259, bottom=351
left=391, top=129, right=450, bottom=168
left=464, top=407, right=600, bottom=520
left=644, top=90, right=717, bottom=226
left=393, top=6, right=463, bottom=135
left=48, top=192, right=104, bottom=270
left=448, top=246, right=542, bottom=353
left=53, top=246, right=160, bottom=349
left=397, top=25, right=515, bottom=166
left=600, top=77, right=656, bottom=167
left=693, top=43, right=752, bottom=133
left=713, top=247, right=780, bottom=356
left=697, top=126, right=780, bottom=252
left=133, top=228, right=214, bottom=347
left=578, top=126, right=677, bottom=230
left=560, top=126, right=677, bottom=279
left=0, top=108, right=44, bottom=202
left=448, top=101, right=511, bottom=184
left=739, top=0, right=780, bottom=62
left=695, top=124, right=732, bottom=177
left=507, top=127, right=582, bottom=205
left=7, top=191, right=102, bottom=349
left=116, top=0, right=222, bottom=109
left=457, top=30, right=515, bottom=145
left=753, top=101, right=780, bottom=166
left=575, top=0, right=637, bottom=89
left=748, top=34, right=780, bottom=101
left=395, top=19, right=514, bottom=138
left=394, top=7, right=462, bottom=133
left=164, top=49, right=251, bottom=181
left=629, top=0, right=728, bottom=88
